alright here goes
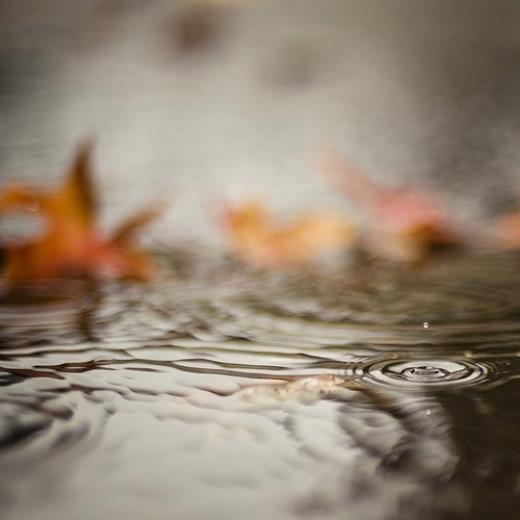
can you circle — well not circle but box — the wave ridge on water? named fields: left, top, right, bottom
left=0, top=252, right=519, bottom=519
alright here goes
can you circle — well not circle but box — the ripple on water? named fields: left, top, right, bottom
left=356, top=358, right=498, bottom=391
left=0, top=280, right=99, bottom=347
left=203, top=253, right=520, bottom=349
left=0, top=253, right=519, bottom=519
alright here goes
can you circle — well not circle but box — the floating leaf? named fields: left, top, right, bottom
left=320, top=150, right=460, bottom=261
left=494, top=212, right=520, bottom=249
left=0, top=143, right=161, bottom=283
left=221, top=200, right=355, bottom=268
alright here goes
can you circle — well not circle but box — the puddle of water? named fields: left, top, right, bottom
left=2, top=2, right=520, bottom=518
left=0, top=252, right=519, bottom=520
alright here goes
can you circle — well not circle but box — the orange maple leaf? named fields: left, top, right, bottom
left=0, top=143, right=161, bottom=283
left=220, top=200, right=355, bottom=268
left=320, top=150, right=460, bottom=261
left=494, top=212, right=520, bottom=249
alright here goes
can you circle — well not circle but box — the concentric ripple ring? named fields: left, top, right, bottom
left=357, top=358, right=493, bottom=390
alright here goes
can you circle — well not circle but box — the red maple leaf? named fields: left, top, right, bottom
left=320, top=150, right=460, bottom=261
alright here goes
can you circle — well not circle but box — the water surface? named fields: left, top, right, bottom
left=0, top=252, right=519, bottom=520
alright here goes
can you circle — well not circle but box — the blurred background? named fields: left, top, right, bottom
left=2, top=0, right=520, bottom=247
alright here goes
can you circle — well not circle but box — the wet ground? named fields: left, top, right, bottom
left=1, top=252, right=519, bottom=519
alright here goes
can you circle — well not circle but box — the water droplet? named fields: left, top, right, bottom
left=422, top=321, right=429, bottom=329
left=402, top=365, right=447, bottom=381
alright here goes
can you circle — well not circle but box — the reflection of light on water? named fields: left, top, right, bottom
left=0, top=253, right=519, bottom=519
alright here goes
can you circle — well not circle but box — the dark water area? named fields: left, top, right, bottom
left=0, top=252, right=519, bottom=520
